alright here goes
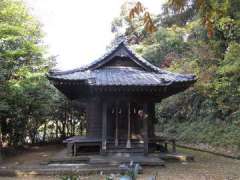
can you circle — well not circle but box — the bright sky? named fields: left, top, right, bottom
left=25, top=0, right=165, bottom=70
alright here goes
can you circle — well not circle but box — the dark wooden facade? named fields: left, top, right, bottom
left=48, top=42, right=196, bottom=155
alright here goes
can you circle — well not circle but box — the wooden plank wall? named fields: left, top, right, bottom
left=86, top=97, right=102, bottom=137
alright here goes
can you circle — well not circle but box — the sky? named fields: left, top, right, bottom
left=25, top=0, right=165, bottom=70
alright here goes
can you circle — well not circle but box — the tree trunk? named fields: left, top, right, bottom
left=60, top=121, right=66, bottom=139
left=80, top=119, right=83, bottom=136
left=0, top=119, right=7, bottom=144
left=55, top=120, right=59, bottom=139
left=42, top=122, right=47, bottom=142
left=0, top=125, right=3, bottom=162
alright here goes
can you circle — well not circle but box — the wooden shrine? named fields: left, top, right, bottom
left=48, top=41, right=196, bottom=156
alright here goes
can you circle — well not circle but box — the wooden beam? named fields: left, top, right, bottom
left=115, top=102, right=119, bottom=147
left=101, top=101, right=107, bottom=155
left=67, top=142, right=72, bottom=156
left=143, top=103, right=149, bottom=155
left=85, top=100, right=92, bottom=137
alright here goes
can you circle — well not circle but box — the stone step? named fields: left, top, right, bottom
left=89, top=155, right=165, bottom=166
left=46, top=157, right=90, bottom=164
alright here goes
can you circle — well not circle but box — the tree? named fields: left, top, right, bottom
left=129, top=0, right=240, bottom=38
left=111, top=1, right=151, bottom=45
left=116, top=0, right=240, bottom=149
left=0, top=0, right=55, bottom=146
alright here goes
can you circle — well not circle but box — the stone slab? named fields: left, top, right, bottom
left=89, top=154, right=165, bottom=166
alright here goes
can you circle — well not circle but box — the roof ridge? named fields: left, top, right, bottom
left=85, top=41, right=163, bottom=72
left=122, top=43, right=163, bottom=72
left=48, top=41, right=195, bottom=81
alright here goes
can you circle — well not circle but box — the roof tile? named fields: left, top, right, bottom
left=48, top=41, right=196, bottom=87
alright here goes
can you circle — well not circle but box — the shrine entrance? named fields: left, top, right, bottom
left=107, top=102, right=145, bottom=143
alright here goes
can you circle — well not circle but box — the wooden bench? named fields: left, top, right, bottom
left=64, top=136, right=102, bottom=156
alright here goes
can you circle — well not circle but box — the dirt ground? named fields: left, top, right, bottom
left=0, top=144, right=65, bottom=167
left=0, top=144, right=240, bottom=180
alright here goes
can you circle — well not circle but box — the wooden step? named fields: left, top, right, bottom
left=107, top=147, right=144, bottom=153
left=107, top=142, right=144, bottom=148
left=107, top=146, right=144, bottom=149
left=107, top=139, right=144, bottom=144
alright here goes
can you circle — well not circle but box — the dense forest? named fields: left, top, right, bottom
left=0, top=0, right=239, bottom=154
left=0, top=0, right=84, bottom=147
left=111, top=0, right=240, bottom=152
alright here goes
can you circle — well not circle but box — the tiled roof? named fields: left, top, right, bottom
left=49, top=67, right=195, bottom=86
left=48, top=41, right=196, bottom=87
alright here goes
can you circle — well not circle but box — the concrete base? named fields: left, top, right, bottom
left=46, top=154, right=164, bottom=166
left=45, top=148, right=194, bottom=167
left=0, top=149, right=194, bottom=177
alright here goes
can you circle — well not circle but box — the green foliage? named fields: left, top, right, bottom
left=162, top=120, right=240, bottom=148
left=211, top=42, right=240, bottom=113
left=167, top=0, right=240, bottom=38
left=111, top=1, right=159, bottom=45
left=114, top=0, right=240, bottom=150
left=134, top=27, right=187, bottom=66
left=216, top=17, right=240, bottom=41
left=0, top=0, right=74, bottom=146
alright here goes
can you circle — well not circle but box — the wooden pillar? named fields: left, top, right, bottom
left=101, top=101, right=107, bottom=154
left=143, top=103, right=148, bottom=155
left=73, top=143, right=77, bottom=156
left=86, top=98, right=102, bottom=137
left=148, top=103, right=155, bottom=138
left=67, top=142, right=73, bottom=156
left=115, top=102, right=119, bottom=147
left=126, top=102, right=131, bottom=148
left=172, top=140, right=176, bottom=153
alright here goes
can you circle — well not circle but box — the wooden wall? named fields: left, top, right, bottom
left=85, top=98, right=156, bottom=140
left=86, top=97, right=102, bottom=137
left=148, top=103, right=156, bottom=138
